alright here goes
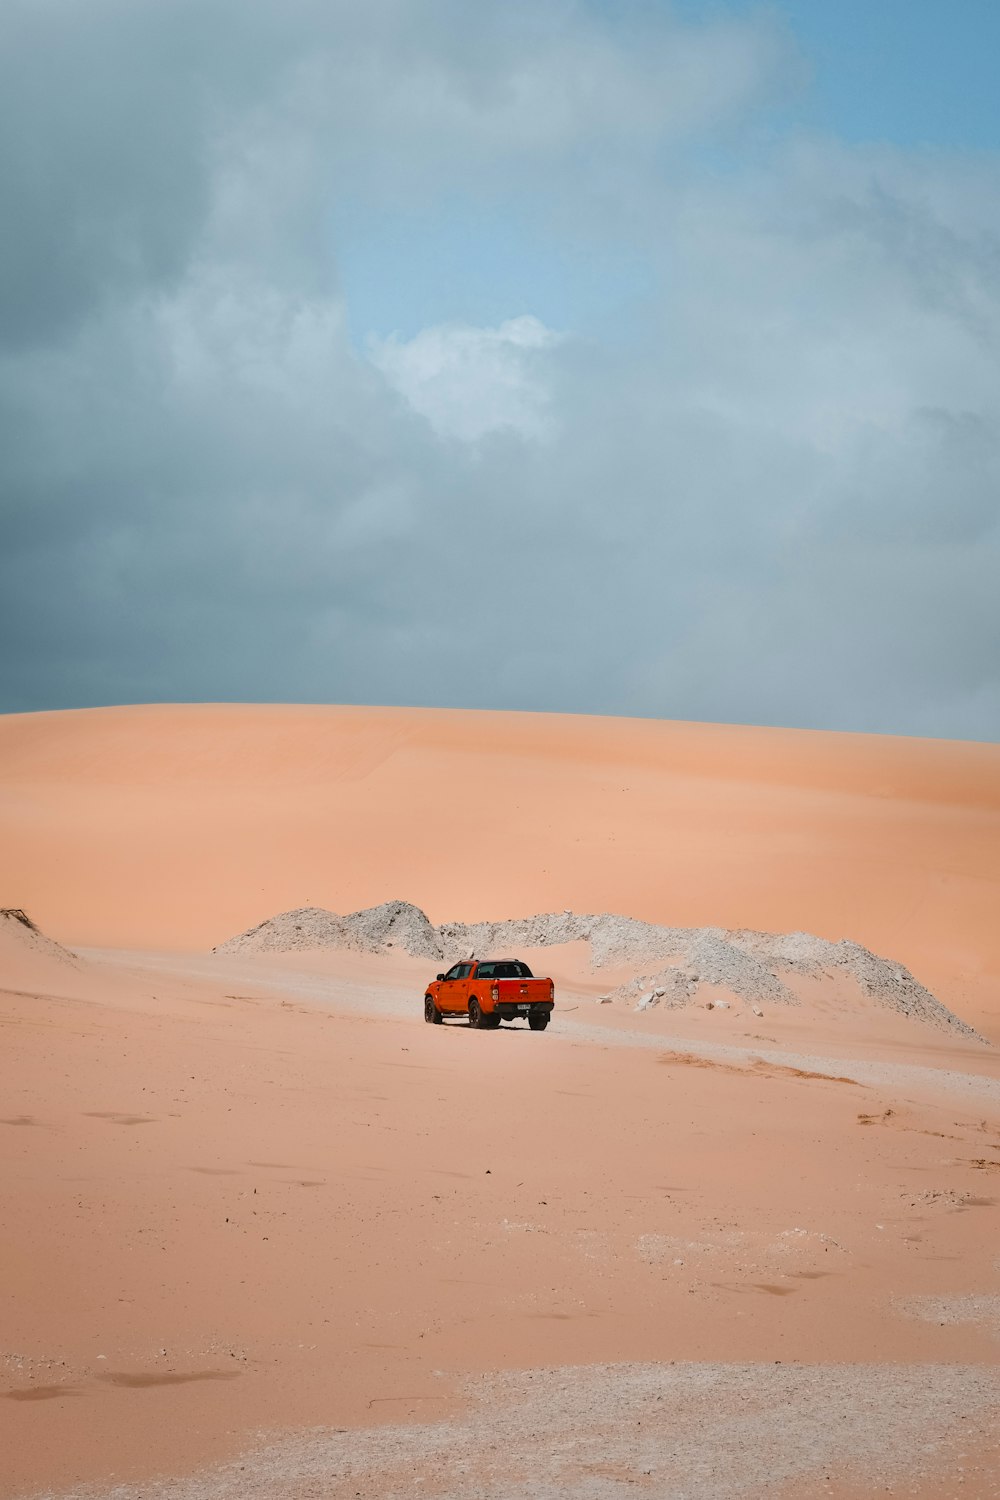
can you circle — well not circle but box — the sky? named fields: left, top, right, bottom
left=1, top=0, right=998, bottom=739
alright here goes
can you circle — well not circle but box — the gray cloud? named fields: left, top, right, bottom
left=1, top=1, right=998, bottom=738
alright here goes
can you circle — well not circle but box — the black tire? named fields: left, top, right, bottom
left=424, top=995, right=442, bottom=1025
left=528, top=1013, right=549, bottom=1032
left=468, top=997, right=484, bottom=1029
left=484, top=1011, right=502, bottom=1030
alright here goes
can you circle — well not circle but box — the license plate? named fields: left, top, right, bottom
left=518, top=1004, right=530, bottom=1012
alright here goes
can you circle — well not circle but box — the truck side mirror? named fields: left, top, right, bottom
left=436, top=973, right=445, bottom=981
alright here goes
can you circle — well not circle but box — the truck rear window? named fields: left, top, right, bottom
left=477, top=961, right=533, bottom=979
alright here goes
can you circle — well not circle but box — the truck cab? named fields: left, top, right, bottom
left=424, top=959, right=554, bottom=1030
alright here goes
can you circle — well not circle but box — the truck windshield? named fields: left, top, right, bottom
left=477, top=961, right=533, bottom=979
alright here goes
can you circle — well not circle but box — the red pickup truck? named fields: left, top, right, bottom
left=424, top=959, right=554, bottom=1031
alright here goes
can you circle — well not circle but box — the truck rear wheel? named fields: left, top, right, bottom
left=424, top=995, right=442, bottom=1024
left=468, top=997, right=484, bottom=1029
left=528, top=1013, right=549, bottom=1031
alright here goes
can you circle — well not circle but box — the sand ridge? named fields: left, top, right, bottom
left=0, top=908, right=78, bottom=969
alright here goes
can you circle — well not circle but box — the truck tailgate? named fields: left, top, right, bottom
left=496, top=979, right=551, bottom=1003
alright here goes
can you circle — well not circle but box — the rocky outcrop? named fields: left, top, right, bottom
left=214, top=900, right=442, bottom=960
left=213, top=902, right=981, bottom=1038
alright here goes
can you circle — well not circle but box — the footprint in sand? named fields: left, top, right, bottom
left=3, top=1386, right=81, bottom=1402
left=97, top=1370, right=242, bottom=1389
left=83, top=1112, right=157, bottom=1126
left=711, top=1281, right=800, bottom=1297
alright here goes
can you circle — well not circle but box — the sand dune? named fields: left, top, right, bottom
left=2, top=704, right=1000, bottom=1498
left=3, top=935, right=1000, bottom=1498
left=0, top=704, right=997, bottom=1034
left=0, top=908, right=80, bottom=994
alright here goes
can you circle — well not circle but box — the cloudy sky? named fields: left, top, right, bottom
left=2, top=0, right=999, bottom=738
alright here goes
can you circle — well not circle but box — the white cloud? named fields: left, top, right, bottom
left=368, top=315, right=560, bottom=443
left=1, top=2, right=999, bottom=737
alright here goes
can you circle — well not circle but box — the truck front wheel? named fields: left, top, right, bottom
left=424, top=995, right=442, bottom=1024
left=528, top=1013, right=549, bottom=1032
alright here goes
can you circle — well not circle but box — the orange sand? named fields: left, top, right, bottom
left=2, top=939, right=1000, bottom=1497
left=2, top=704, right=1000, bottom=1499
left=0, top=704, right=997, bottom=1030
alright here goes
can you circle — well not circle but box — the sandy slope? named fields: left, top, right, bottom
left=0, top=704, right=998, bottom=1035
left=3, top=940, right=1000, bottom=1499
left=2, top=704, right=999, bottom=1497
